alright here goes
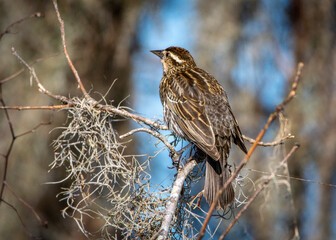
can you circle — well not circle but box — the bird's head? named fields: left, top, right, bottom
left=151, top=46, right=196, bottom=75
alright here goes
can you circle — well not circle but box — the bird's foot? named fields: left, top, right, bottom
left=169, top=143, right=192, bottom=169
left=169, top=151, right=181, bottom=169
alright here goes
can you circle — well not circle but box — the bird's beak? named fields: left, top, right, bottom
left=150, top=50, right=164, bottom=59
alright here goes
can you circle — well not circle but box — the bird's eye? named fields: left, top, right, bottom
left=165, top=52, right=170, bottom=58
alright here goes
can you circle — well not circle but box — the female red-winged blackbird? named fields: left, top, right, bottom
left=151, top=46, right=247, bottom=209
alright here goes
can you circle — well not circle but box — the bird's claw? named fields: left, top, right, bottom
left=169, top=151, right=181, bottom=169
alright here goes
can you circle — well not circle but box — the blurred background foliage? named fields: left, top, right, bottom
left=0, top=0, right=335, bottom=239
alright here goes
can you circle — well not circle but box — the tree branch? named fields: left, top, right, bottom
left=0, top=12, right=43, bottom=40
left=156, top=159, right=198, bottom=240
left=243, top=133, right=294, bottom=147
left=120, top=127, right=178, bottom=160
left=219, top=143, right=300, bottom=239
left=248, top=169, right=336, bottom=188
left=97, top=104, right=168, bottom=130
left=1, top=199, right=33, bottom=238
left=52, top=0, right=89, bottom=98
left=0, top=105, right=68, bottom=110
left=11, top=48, right=69, bottom=103
left=5, top=182, right=48, bottom=228
left=0, top=54, right=60, bottom=84
left=0, top=94, right=15, bottom=198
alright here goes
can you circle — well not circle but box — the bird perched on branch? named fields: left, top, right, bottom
left=151, top=46, right=247, bottom=209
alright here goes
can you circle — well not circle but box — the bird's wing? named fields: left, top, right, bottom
left=190, top=68, right=248, bottom=155
left=229, top=108, right=248, bottom=154
left=165, top=74, right=220, bottom=160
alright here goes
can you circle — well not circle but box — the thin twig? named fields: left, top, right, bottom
left=0, top=68, right=25, bottom=84
left=120, top=127, right=178, bottom=159
left=242, top=134, right=294, bottom=146
left=0, top=53, right=60, bottom=84
left=98, top=104, right=168, bottom=130
left=219, top=144, right=300, bottom=239
left=5, top=182, right=48, bottom=228
left=0, top=85, right=15, bottom=199
left=197, top=62, right=304, bottom=240
left=156, top=159, right=198, bottom=240
left=0, top=135, right=14, bottom=196
left=52, top=0, right=89, bottom=98
left=0, top=12, right=43, bottom=40
left=1, top=199, right=33, bottom=238
left=248, top=169, right=336, bottom=188
left=16, top=120, right=52, bottom=138
left=11, top=48, right=69, bottom=103
left=0, top=105, right=68, bottom=111
left=0, top=83, right=51, bottom=233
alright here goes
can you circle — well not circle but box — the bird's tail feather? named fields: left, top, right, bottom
left=204, top=161, right=235, bottom=209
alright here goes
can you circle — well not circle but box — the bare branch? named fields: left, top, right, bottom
left=0, top=12, right=43, bottom=40
left=16, top=121, right=52, bottom=138
left=156, top=159, right=198, bottom=240
left=248, top=169, right=336, bottom=188
left=0, top=68, right=25, bottom=84
left=0, top=83, right=51, bottom=234
left=219, top=143, right=300, bottom=239
left=0, top=85, right=15, bottom=198
left=0, top=53, right=60, bottom=84
left=1, top=199, right=33, bottom=238
left=0, top=105, right=68, bottom=111
left=11, top=48, right=69, bottom=103
left=52, top=0, right=89, bottom=98
left=5, top=182, right=48, bottom=228
left=120, top=127, right=178, bottom=160
left=97, top=104, right=168, bottom=130
left=242, top=134, right=294, bottom=147
left=197, top=62, right=304, bottom=240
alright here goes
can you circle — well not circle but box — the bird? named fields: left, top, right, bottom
left=151, top=46, right=247, bottom=209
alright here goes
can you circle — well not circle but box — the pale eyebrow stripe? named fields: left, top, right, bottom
left=170, top=53, right=185, bottom=63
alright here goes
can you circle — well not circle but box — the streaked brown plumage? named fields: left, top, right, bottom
left=151, top=46, right=247, bottom=209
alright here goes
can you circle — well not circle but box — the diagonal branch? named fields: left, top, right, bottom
left=0, top=12, right=43, bottom=40
left=5, top=182, right=48, bottom=228
left=11, top=48, right=69, bottom=103
left=0, top=54, right=60, bottom=84
left=219, top=143, right=300, bottom=239
left=156, top=159, right=198, bottom=240
left=1, top=199, right=33, bottom=238
left=52, top=0, right=89, bottom=98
